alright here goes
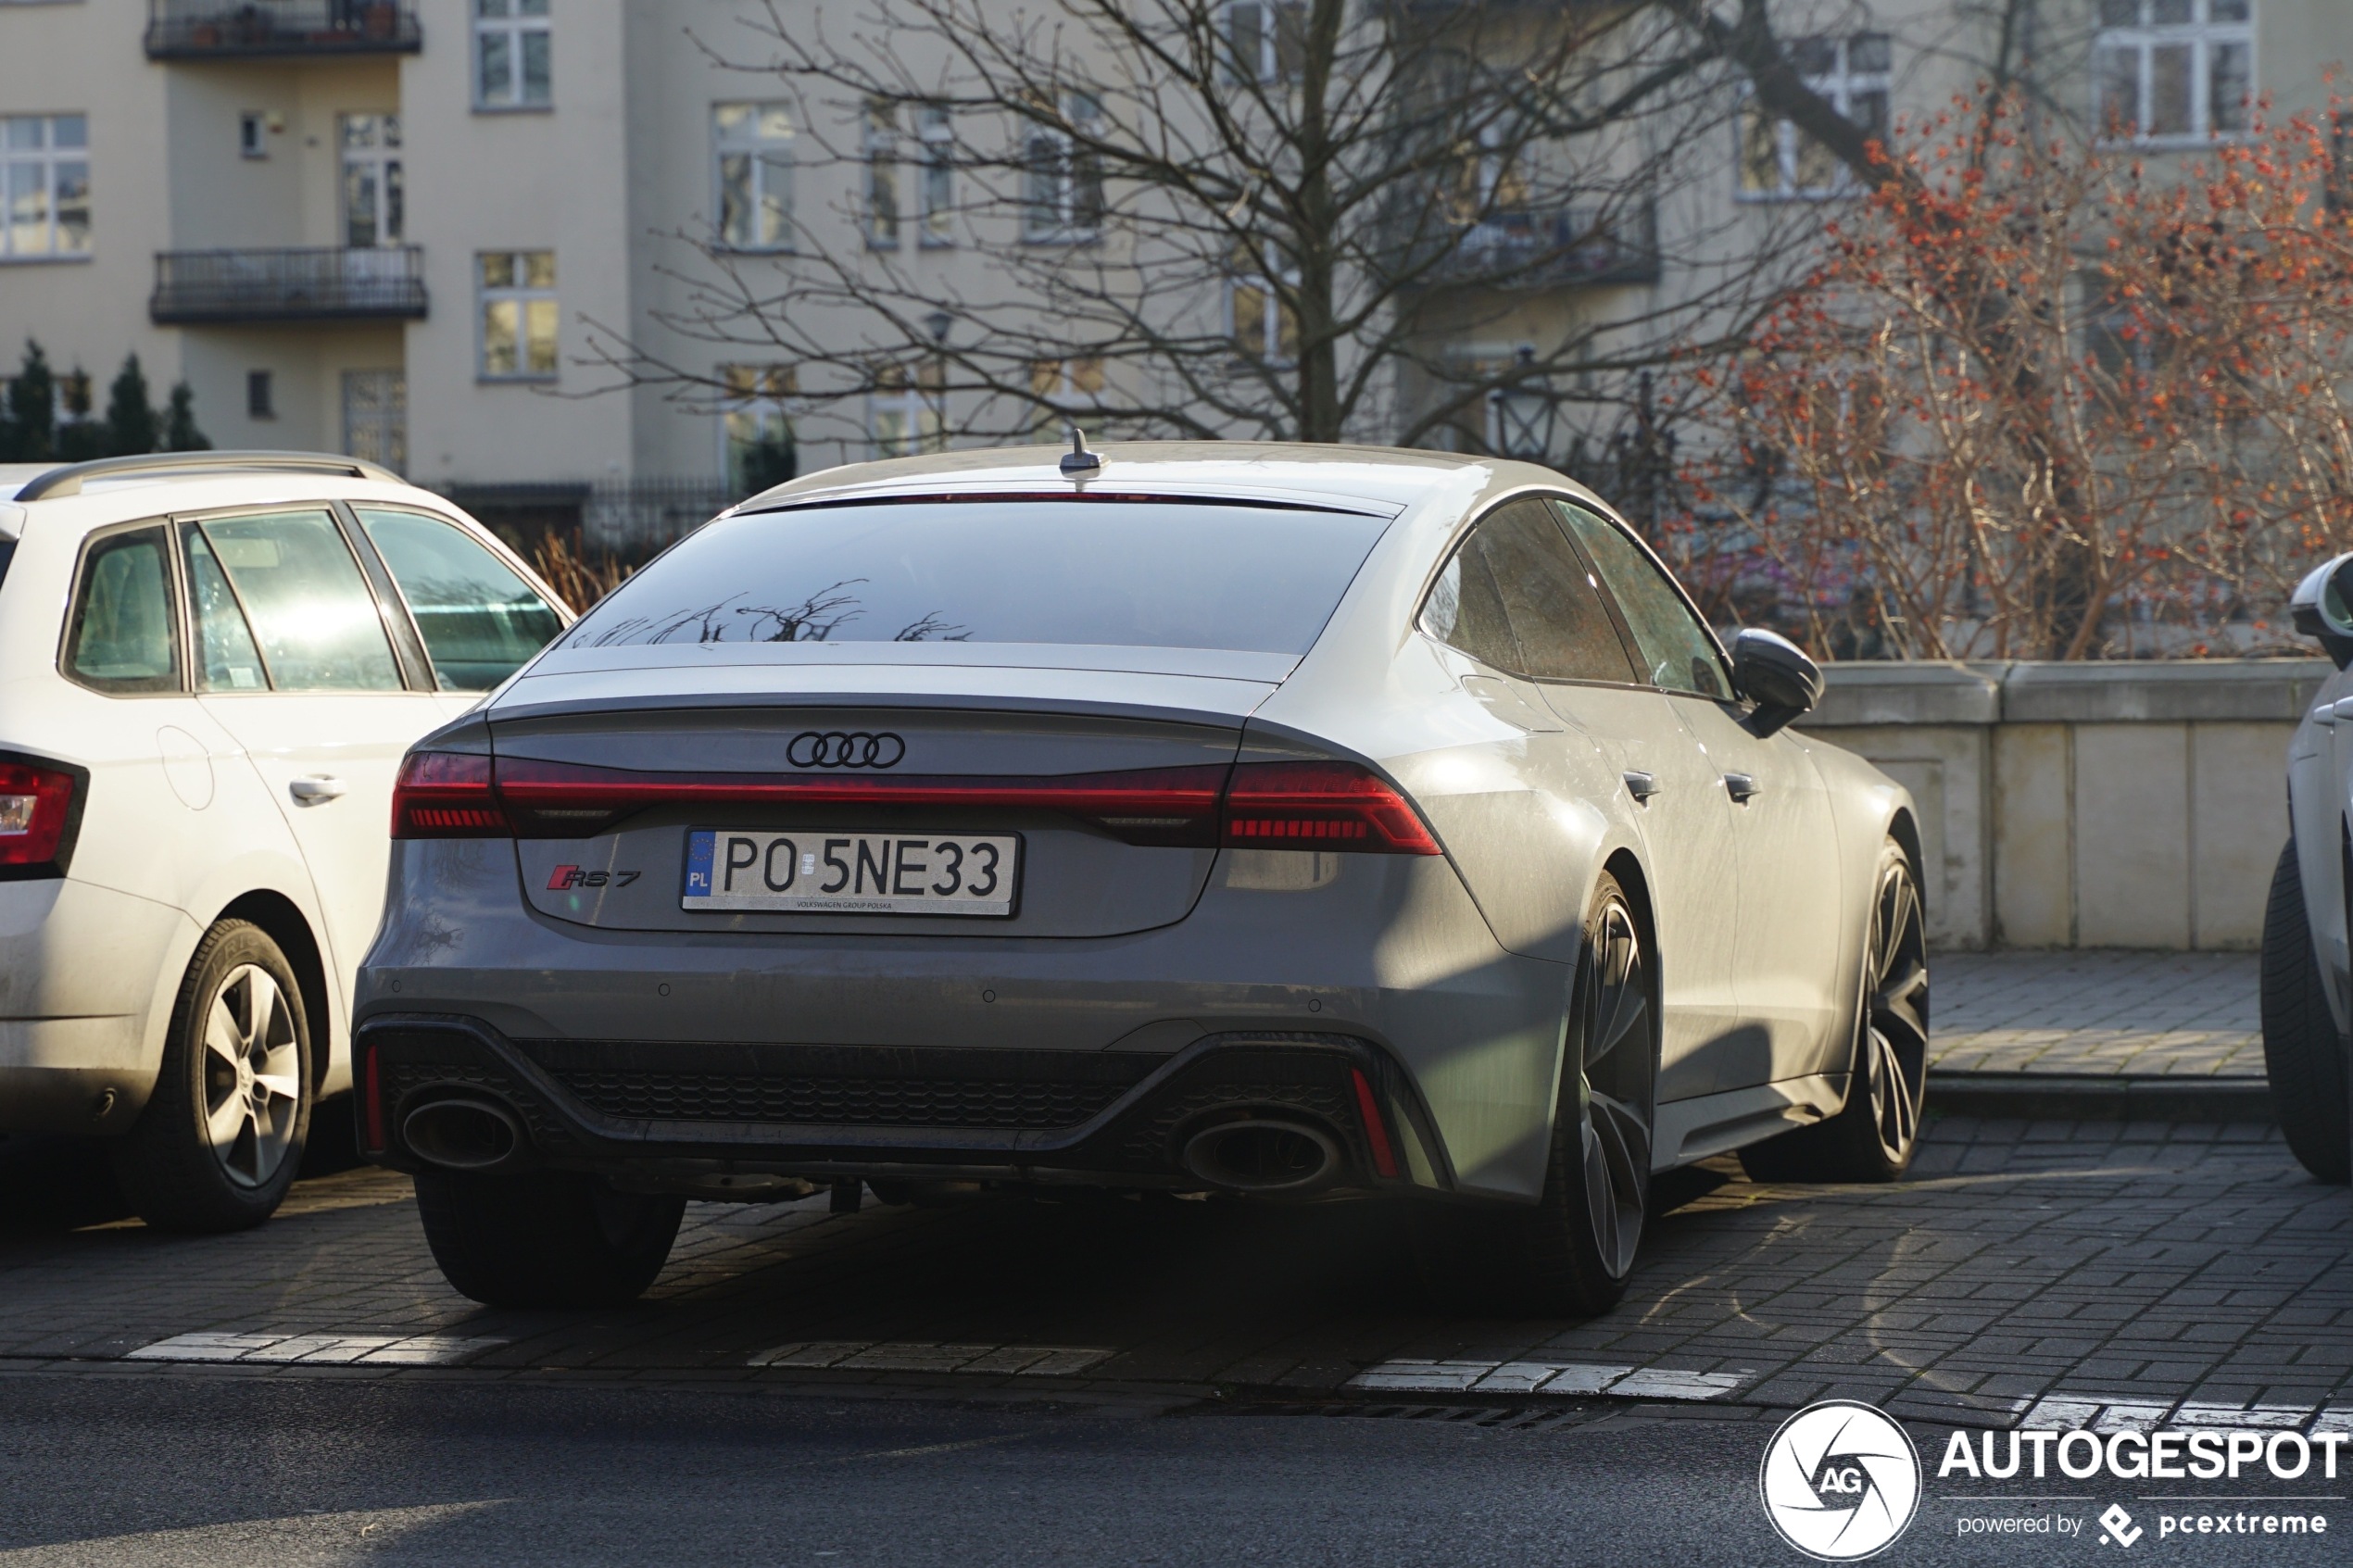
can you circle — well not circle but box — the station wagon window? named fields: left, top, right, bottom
left=356, top=508, right=562, bottom=690
left=1423, top=499, right=1636, bottom=684
left=65, top=527, right=178, bottom=693
left=193, top=510, right=403, bottom=692
left=1554, top=501, right=1730, bottom=699
left=182, top=527, right=270, bottom=691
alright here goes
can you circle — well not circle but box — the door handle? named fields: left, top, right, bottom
left=288, top=775, right=346, bottom=805
left=1723, top=771, right=1760, bottom=803
left=1622, top=770, right=1660, bottom=804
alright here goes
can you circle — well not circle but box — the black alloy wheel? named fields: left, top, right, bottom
left=1742, top=838, right=1930, bottom=1184
left=1407, top=871, right=1657, bottom=1316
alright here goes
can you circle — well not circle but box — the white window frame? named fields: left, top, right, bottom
left=1221, top=2, right=1305, bottom=84
left=2094, top=0, right=2254, bottom=145
left=1022, top=93, right=1104, bottom=245
left=1736, top=33, right=1890, bottom=202
left=1029, top=355, right=1106, bottom=434
left=712, top=102, right=794, bottom=254
left=474, top=0, right=551, bottom=112
left=0, top=112, right=89, bottom=262
left=863, top=100, right=900, bottom=249
left=477, top=250, right=559, bottom=383
left=868, top=364, right=944, bottom=458
left=339, top=112, right=403, bottom=249
left=917, top=103, right=953, bottom=247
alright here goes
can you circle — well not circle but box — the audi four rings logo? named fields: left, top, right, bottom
left=786, top=731, right=906, bottom=769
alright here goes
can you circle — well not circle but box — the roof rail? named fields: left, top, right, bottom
left=13, top=449, right=403, bottom=503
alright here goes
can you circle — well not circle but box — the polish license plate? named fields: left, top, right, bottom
left=683, top=830, right=1020, bottom=916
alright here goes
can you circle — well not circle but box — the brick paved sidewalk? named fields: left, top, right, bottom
left=1930, top=949, right=2262, bottom=1077
left=2, top=1117, right=2342, bottom=1435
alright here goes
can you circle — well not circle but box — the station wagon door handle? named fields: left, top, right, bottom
left=1723, top=772, right=1760, bottom=803
left=288, top=775, right=347, bottom=805
left=1622, top=771, right=1660, bottom=803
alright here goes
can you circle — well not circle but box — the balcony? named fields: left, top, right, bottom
left=1429, top=201, right=1660, bottom=290
left=145, top=2, right=422, bottom=59
left=150, top=246, right=427, bottom=325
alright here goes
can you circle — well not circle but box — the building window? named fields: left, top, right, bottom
left=1029, top=355, right=1104, bottom=435
left=478, top=251, right=557, bottom=380
left=869, top=362, right=943, bottom=458
left=340, top=114, right=402, bottom=248
left=713, top=102, right=793, bottom=252
left=1222, top=2, right=1305, bottom=84
left=1, top=113, right=89, bottom=260
left=246, top=370, right=273, bottom=420
left=1738, top=34, right=1889, bottom=199
left=917, top=103, right=953, bottom=245
left=722, top=365, right=797, bottom=493
left=2095, top=0, right=2252, bottom=143
left=1227, top=240, right=1297, bottom=362
left=239, top=111, right=268, bottom=159
left=475, top=0, right=551, bottom=111
left=864, top=100, right=900, bottom=248
left=1022, top=92, right=1104, bottom=244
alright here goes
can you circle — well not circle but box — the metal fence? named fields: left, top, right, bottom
left=150, top=246, right=428, bottom=324
left=145, top=1, right=422, bottom=57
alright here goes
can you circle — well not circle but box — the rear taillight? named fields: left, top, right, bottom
left=1219, top=761, right=1441, bottom=855
left=0, top=759, right=82, bottom=871
left=391, top=751, right=508, bottom=838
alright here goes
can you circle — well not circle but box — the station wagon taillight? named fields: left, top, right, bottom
left=390, top=751, right=508, bottom=838
left=0, top=759, right=82, bottom=871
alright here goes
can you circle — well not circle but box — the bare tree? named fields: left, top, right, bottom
left=585, top=0, right=1845, bottom=460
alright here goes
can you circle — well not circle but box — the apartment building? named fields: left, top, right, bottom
left=1, top=2, right=2347, bottom=543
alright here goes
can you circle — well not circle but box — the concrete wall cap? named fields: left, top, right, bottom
left=1807, top=660, right=2003, bottom=726
left=1997, top=658, right=2334, bottom=723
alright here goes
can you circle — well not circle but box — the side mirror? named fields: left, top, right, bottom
left=1731, top=628, right=1823, bottom=738
left=2290, top=553, right=2353, bottom=670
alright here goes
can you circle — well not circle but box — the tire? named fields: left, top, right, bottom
left=110, top=919, right=313, bottom=1233
left=414, top=1169, right=685, bottom=1307
left=1407, top=871, right=1656, bottom=1317
left=1740, top=837, right=1930, bottom=1185
left=2259, top=837, right=2352, bottom=1185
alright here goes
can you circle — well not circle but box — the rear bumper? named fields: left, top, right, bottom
left=359, top=840, right=1579, bottom=1198
left=357, top=1011, right=1436, bottom=1193
left=0, top=880, right=194, bottom=1134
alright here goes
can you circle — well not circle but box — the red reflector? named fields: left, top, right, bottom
left=1350, top=1068, right=1400, bottom=1178
left=360, top=1043, right=385, bottom=1154
left=0, top=759, right=81, bottom=869
left=1220, top=761, right=1441, bottom=856
left=391, top=750, right=508, bottom=839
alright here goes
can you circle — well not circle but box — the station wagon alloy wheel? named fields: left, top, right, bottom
left=201, top=964, right=304, bottom=1189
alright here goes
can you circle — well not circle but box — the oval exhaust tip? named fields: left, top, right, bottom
left=402, top=1098, right=524, bottom=1171
left=1179, top=1118, right=1340, bottom=1193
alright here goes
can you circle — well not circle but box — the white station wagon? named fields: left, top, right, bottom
left=0, top=451, right=568, bottom=1229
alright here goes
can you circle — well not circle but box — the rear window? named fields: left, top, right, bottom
left=559, top=500, right=1391, bottom=657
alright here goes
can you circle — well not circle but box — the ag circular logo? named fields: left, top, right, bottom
left=1758, top=1399, right=1921, bottom=1561
left=786, top=731, right=905, bottom=769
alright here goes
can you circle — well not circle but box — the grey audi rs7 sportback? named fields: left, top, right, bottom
left=356, top=442, right=1930, bottom=1314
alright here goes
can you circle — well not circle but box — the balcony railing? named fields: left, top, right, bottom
left=145, top=2, right=422, bottom=59
left=150, top=246, right=428, bottom=325
left=1429, top=201, right=1661, bottom=289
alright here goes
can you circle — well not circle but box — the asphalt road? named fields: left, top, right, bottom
left=0, top=1374, right=2339, bottom=1568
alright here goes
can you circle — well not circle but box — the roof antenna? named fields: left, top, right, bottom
left=1060, top=424, right=1102, bottom=477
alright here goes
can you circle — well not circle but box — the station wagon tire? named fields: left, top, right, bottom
left=1740, top=838, right=1929, bottom=1185
left=1406, top=872, right=1656, bottom=1317
left=110, top=920, right=313, bottom=1234
left=2259, top=837, right=2352, bottom=1185
left=413, top=1170, right=686, bottom=1308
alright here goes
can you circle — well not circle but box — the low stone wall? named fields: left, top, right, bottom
left=1797, top=659, right=2335, bottom=951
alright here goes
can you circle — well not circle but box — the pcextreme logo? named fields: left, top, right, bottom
left=1759, top=1400, right=1924, bottom=1561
